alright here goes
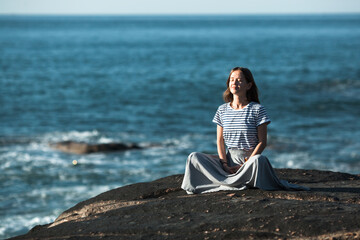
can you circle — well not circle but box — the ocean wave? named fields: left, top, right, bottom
left=41, top=130, right=102, bottom=143
left=293, top=78, right=360, bottom=99
left=0, top=212, right=59, bottom=239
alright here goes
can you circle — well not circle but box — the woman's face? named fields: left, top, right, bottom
left=229, top=70, right=252, bottom=95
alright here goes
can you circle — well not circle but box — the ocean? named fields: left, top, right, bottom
left=1, top=14, right=359, bottom=238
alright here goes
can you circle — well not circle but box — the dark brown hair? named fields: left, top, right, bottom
left=223, top=67, right=260, bottom=103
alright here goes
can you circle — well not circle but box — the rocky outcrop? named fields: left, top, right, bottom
left=49, top=141, right=142, bottom=154
left=9, top=169, right=360, bottom=240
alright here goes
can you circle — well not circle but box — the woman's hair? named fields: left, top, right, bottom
left=223, top=67, right=260, bottom=103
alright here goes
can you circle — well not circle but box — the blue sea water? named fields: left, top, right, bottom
left=1, top=14, right=360, bottom=238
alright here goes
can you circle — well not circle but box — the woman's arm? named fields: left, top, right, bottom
left=250, top=123, right=269, bottom=158
left=216, top=125, right=227, bottom=161
left=217, top=125, right=238, bottom=173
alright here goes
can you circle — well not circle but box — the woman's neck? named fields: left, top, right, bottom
left=231, top=95, right=249, bottom=110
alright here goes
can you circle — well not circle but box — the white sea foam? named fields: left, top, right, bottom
left=39, top=130, right=149, bottom=144
left=272, top=152, right=312, bottom=169
left=98, top=137, right=115, bottom=143
left=40, top=130, right=102, bottom=143
left=0, top=181, right=131, bottom=238
left=1, top=212, right=59, bottom=239
left=270, top=150, right=360, bottom=174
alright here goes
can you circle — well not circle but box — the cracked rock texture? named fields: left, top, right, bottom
left=9, top=169, right=360, bottom=240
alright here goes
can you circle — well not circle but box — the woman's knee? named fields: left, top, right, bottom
left=188, top=152, right=201, bottom=162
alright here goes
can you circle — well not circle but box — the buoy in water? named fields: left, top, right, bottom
left=72, top=160, right=78, bottom=166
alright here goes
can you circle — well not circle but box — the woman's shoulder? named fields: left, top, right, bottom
left=249, top=102, right=266, bottom=110
left=217, top=103, right=229, bottom=112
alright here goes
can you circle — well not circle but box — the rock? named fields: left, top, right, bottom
left=9, top=169, right=360, bottom=240
left=49, top=141, right=142, bottom=154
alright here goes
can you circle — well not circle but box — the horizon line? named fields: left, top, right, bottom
left=1, top=12, right=360, bottom=16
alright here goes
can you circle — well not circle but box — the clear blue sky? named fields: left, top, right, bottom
left=0, top=0, right=359, bottom=15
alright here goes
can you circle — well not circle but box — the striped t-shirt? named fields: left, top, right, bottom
left=212, top=102, right=271, bottom=150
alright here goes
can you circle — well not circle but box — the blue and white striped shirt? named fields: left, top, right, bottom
left=212, top=102, right=271, bottom=150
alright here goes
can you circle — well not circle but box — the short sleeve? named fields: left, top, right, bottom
left=212, top=105, right=224, bottom=127
left=256, top=105, right=271, bottom=127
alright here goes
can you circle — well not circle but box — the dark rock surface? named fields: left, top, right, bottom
left=49, top=141, right=142, bottom=154
left=9, top=169, right=360, bottom=240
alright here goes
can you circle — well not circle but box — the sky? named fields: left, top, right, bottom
left=0, top=0, right=359, bottom=15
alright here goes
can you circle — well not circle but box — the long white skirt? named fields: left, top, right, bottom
left=181, top=149, right=309, bottom=194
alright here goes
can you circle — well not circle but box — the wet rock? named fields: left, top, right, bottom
left=49, top=141, right=142, bottom=154
left=9, top=169, right=360, bottom=240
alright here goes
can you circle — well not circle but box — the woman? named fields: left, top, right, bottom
left=181, top=67, right=309, bottom=194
